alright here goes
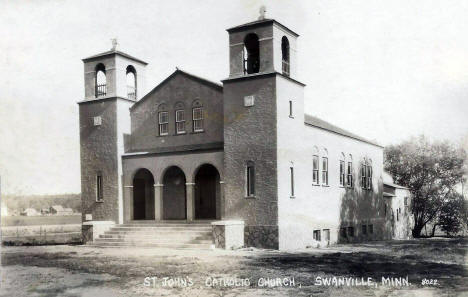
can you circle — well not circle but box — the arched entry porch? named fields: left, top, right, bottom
left=194, top=164, right=221, bottom=219
left=133, top=168, right=155, bottom=220
left=162, top=166, right=187, bottom=220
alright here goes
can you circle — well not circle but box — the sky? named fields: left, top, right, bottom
left=1, top=0, right=467, bottom=195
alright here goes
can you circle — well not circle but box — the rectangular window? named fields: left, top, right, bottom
left=290, top=166, right=295, bottom=197
left=313, top=230, right=321, bottom=241
left=289, top=100, right=293, bottom=117
left=323, top=229, right=330, bottom=241
left=96, top=174, right=103, bottom=202
left=361, top=164, right=367, bottom=189
left=366, top=165, right=372, bottom=189
left=347, top=226, right=354, bottom=237
left=404, top=197, right=408, bottom=206
left=362, top=224, right=367, bottom=235
left=193, top=107, right=204, bottom=132
left=339, top=160, right=345, bottom=186
left=158, top=111, right=169, bottom=135
left=347, top=162, right=353, bottom=187
left=175, top=110, right=185, bottom=134
left=321, top=157, right=328, bottom=185
left=246, top=163, right=255, bottom=197
left=368, top=224, right=374, bottom=234
left=312, top=155, right=319, bottom=185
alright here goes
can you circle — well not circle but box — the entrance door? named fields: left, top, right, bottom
left=162, top=166, right=186, bottom=220
left=195, top=164, right=220, bottom=219
left=133, top=169, right=155, bottom=220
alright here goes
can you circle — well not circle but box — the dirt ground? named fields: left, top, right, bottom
left=1, top=238, right=467, bottom=297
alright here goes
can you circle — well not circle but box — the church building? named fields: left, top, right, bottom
left=79, top=15, right=393, bottom=250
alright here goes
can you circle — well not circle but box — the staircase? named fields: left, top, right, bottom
left=89, top=222, right=214, bottom=249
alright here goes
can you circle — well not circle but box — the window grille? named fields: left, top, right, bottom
left=158, top=111, right=169, bottom=135
left=192, top=107, right=204, bottom=132
left=312, top=155, right=319, bottom=185
left=175, top=110, right=185, bottom=134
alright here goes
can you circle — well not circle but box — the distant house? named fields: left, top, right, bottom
left=63, top=208, right=74, bottom=215
left=41, top=208, right=50, bottom=215
left=20, top=208, right=39, bottom=216
left=50, top=205, right=73, bottom=215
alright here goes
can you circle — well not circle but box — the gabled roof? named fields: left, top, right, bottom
left=304, top=114, right=382, bottom=148
left=130, top=68, right=223, bottom=110
left=227, top=18, right=299, bottom=37
left=82, top=49, right=148, bottom=65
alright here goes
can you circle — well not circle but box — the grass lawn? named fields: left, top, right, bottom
left=1, top=238, right=466, bottom=297
left=1, top=215, right=81, bottom=226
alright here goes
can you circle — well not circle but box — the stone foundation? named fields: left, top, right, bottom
left=245, top=225, right=278, bottom=249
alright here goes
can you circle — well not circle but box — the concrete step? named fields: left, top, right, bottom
left=94, top=237, right=213, bottom=244
left=120, top=223, right=212, bottom=227
left=110, top=226, right=212, bottom=231
left=88, top=241, right=213, bottom=249
left=99, top=233, right=213, bottom=240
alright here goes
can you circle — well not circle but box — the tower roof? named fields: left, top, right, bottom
left=82, top=49, right=148, bottom=65
left=226, top=18, right=299, bottom=37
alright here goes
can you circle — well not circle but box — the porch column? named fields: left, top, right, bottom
left=219, top=181, right=225, bottom=219
left=123, top=185, right=133, bottom=222
left=186, top=182, right=195, bottom=221
left=154, top=184, right=164, bottom=221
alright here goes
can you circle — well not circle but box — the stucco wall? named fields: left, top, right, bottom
left=83, top=54, right=146, bottom=101
left=129, top=72, right=223, bottom=152
left=276, top=75, right=386, bottom=249
left=79, top=99, right=119, bottom=223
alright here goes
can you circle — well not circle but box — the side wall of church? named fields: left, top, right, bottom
left=276, top=78, right=386, bottom=249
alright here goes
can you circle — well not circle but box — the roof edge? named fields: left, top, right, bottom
left=129, top=69, right=223, bottom=111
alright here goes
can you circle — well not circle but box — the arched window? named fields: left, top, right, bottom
left=312, top=146, right=319, bottom=185
left=126, top=65, right=137, bottom=100
left=158, top=103, right=168, bottom=136
left=192, top=100, right=204, bottom=132
left=95, top=63, right=106, bottom=97
left=361, top=158, right=373, bottom=190
left=243, top=33, right=260, bottom=74
left=321, top=148, right=328, bottom=185
left=347, top=154, right=353, bottom=187
left=246, top=161, right=255, bottom=197
left=281, top=36, right=290, bottom=76
left=174, top=102, right=185, bottom=134
left=339, top=153, right=345, bottom=186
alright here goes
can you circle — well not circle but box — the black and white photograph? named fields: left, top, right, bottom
left=0, top=1, right=467, bottom=296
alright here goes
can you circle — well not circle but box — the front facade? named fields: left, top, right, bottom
left=79, top=17, right=394, bottom=250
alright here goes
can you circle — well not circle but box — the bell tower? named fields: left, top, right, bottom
left=222, top=14, right=305, bottom=249
left=78, top=42, right=147, bottom=226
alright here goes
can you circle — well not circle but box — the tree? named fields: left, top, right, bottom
left=438, top=193, right=467, bottom=236
left=384, top=135, right=466, bottom=238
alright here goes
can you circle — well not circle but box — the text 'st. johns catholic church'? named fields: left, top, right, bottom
left=78, top=13, right=409, bottom=249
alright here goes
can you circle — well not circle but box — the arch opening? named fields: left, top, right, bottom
left=194, top=164, right=220, bottom=219
left=281, top=36, right=290, bottom=76
left=243, top=33, right=260, bottom=74
left=126, top=65, right=137, bottom=100
left=162, top=166, right=186, bottom=220
left=95, top=63, right=107, bottom=97
left=133, top=168, right=154, bottom=220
